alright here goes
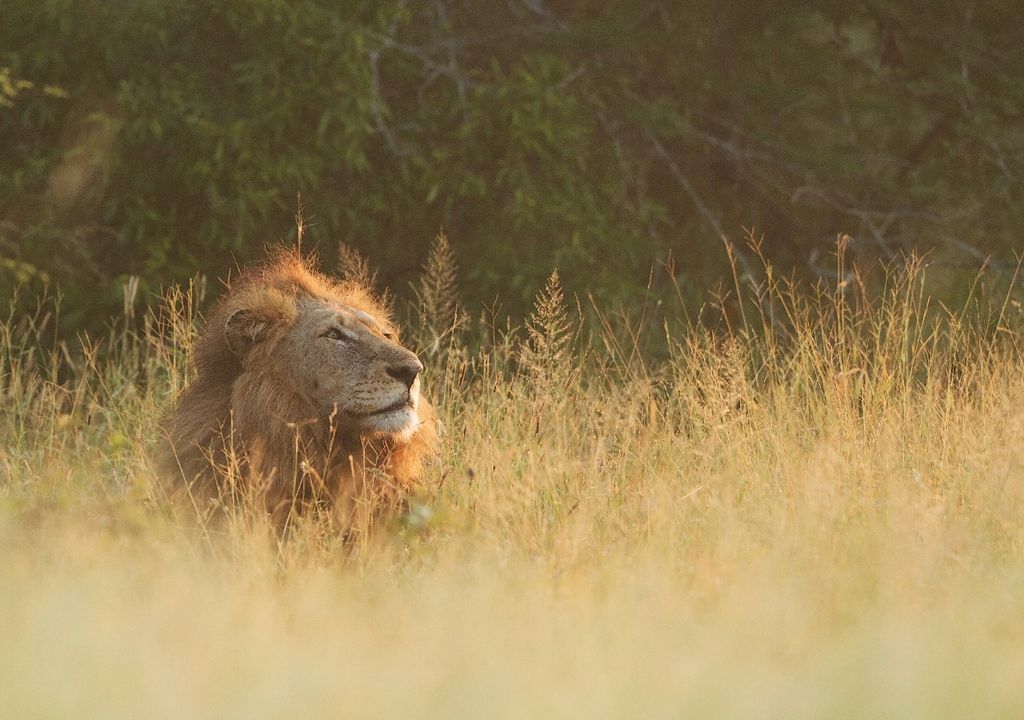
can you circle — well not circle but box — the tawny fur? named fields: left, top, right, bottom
left=156, top=250, right=437, bottom=530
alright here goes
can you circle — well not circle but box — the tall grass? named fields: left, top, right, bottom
left=2, top=239, right=1024, bottom=718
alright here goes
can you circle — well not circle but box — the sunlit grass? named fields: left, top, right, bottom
left=2, top=244, right=1024, bottom=718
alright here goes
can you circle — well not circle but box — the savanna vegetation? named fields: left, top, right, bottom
left=3, top=234, right=1024, bottom=716
left=3, top=2, right=1024, bottom=717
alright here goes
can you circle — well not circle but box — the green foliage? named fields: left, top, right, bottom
left=1, top=2, right=1022, bottom=336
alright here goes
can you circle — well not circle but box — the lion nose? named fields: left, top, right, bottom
left=387, top=359, right=423, bottom=389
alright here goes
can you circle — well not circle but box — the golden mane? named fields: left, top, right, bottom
left=157, top=249, right=437, bottom=530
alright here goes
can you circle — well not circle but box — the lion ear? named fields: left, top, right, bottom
left=224, top=308, right=269, bottom=358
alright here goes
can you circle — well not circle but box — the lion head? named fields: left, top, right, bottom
left=225, top=290, right=426, bottom=437
left=157, top=250, right=437, bottom=529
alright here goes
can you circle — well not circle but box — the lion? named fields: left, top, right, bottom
left=156, top=249, right=437, bottom=532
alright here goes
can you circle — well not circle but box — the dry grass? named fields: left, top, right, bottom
left=2, top=243, right=1024, bottom=718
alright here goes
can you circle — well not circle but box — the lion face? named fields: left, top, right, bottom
left=226, top=295, right=424, bottom=437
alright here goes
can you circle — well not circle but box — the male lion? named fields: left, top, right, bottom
left=157, top=250, right=437, bottom=531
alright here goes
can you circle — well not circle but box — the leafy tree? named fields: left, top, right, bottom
left=1, top=1, right=1021, bottom=335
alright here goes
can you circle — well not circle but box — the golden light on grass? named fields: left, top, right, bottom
left=2, top=241, right=1024, bottom=717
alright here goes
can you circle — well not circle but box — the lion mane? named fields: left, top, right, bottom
left=156, top=250, right=437, bottom=529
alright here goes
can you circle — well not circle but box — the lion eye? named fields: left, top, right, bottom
left=383, top=331, right=395, bottom=340
left=323, top=327, right=350, bottom=342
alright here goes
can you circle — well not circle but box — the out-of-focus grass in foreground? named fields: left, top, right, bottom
left=2, top=245, right=1024, bottom=718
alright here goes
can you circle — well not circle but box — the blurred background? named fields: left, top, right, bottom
left=2, top=1, right=1022, bottom=336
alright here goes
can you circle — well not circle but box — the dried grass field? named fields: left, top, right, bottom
left=2, top=246, right=1024, bottom=718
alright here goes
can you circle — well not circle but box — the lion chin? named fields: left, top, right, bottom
left=358, top=402, right=421, bottom=439
left=156, top=249, right=439, bottom=531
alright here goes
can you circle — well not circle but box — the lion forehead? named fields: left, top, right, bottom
left=345, top=306, right=385, bottom=333
left=295, top=294, right=381, bottom=326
